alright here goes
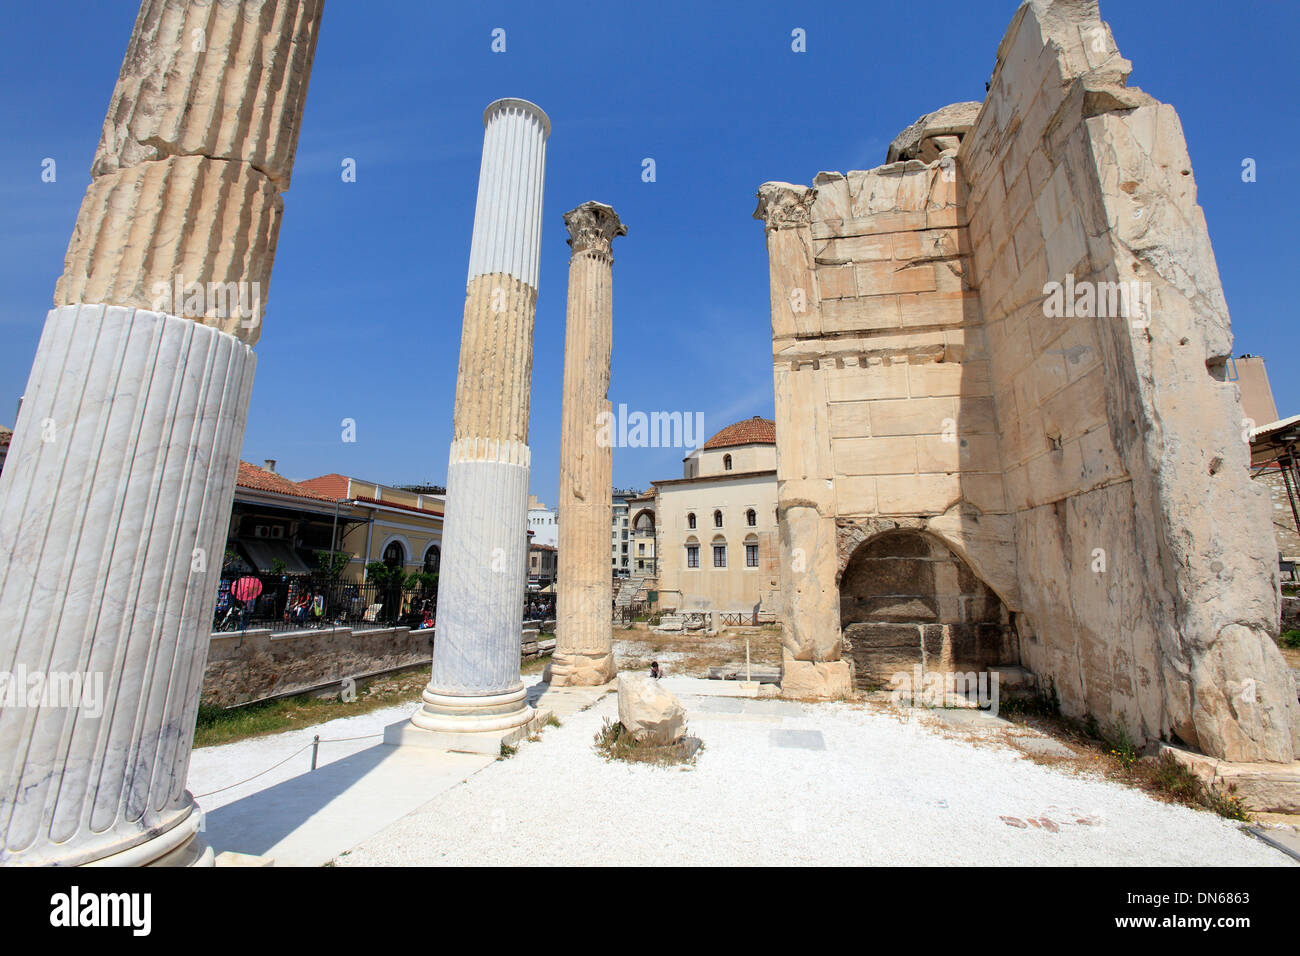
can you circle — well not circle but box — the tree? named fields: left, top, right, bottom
left=314, top=549, right=351, bottom=579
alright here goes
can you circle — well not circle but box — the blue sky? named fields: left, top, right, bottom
left=2, top=1, right=1296, bottom=508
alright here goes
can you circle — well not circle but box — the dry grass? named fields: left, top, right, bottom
left=592, top=718, right=701, bottom=767
left=862, top=688, right=1252, bottom=821
left=613, top=625, right=781, bottom=678
left=1279, top=645, right=1300, bottom=669
left=194, top=666, right=429, bottom=748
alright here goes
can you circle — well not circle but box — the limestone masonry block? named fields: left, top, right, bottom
left=92, top=0, right=325, bottom=190
left=56, top=155, right=282, bottom=344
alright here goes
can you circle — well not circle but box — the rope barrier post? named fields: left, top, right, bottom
left=311, top=734, right=320, bottom=771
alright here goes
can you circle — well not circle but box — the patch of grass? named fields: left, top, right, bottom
left=1149, top=750, right=1202, bottom=802
left=520, top=651, right=553, bottom=675
left=592, top=718, right=701, bottom=767
left=545, top=714, right=561, bottom=728
left=1000, top=698, right=1252, bottom=821
left=1103, top=721, right=1140, bottom=769
left=1201, top=782, right=1251, bottom=821
left=499, top=742, right=517, bottom=759
left=1146, top=753, right=1250, bottom=820
left=194, top=666, right=429, bottom=748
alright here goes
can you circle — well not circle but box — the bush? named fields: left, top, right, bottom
left=1279, top=629, right=1300, bottom=649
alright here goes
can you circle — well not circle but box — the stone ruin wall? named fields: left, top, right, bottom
left=759, top=0, right=1300, bottom=762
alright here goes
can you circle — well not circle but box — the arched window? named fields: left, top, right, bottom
left=382, top=541, right=405, bottom=569
left=711, top=536, right=727, bottom=568
left=423, top=544, right=440, bottom=574
left=723, top=454, right=733, bottom=471
left=687, top=512, right=696, bottom=530
left=744, top=533, right=759, bottom=568
left=713, top=509, right=723, bottom=528
left=746, top=508, right=756, bottom=527
left=685, top=536, right=700, bottom=569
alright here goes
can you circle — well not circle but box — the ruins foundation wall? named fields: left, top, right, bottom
left=758, top=0, right=1300, bottom=761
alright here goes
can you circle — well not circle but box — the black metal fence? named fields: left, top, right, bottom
left=613, top=601, right=659, bottom=627
left=213, top=573, right=437, bottom=633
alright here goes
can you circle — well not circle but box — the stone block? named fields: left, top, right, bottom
left=617, top=674, right=686, bottom=744
left=856, top=260, right=938, bottom=296
left=833, top=436, right=917, bottom=476
left=780, top=658, right=855, bottom=699
left=821, top=294, right=900, bottom=333
left=876, top=474, right=962, bottom=514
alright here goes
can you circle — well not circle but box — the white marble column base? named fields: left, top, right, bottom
left=385, top=693, right=550, bottom=756
left=83, top=807, right=213, bottom=867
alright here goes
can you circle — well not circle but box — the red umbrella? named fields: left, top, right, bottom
left=232, top=576, right=263, bottom=603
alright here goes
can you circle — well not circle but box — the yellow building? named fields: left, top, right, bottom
left=298, top=473, right=444, bottom=580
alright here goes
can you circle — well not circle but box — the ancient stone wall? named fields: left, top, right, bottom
left=757, top=0, right=1299, bottom=761
left=203, top=626, right=434, bottom=707
left=959, top=0, right=1296, bottom=762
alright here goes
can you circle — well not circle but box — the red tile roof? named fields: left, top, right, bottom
left=703, top=416, right=776, bottom=449
left=299, top=474, right=444, bottom=517
left=236, top=461, right=338, bottom=502
left=298, top=473, right=351, bottom=500
left=351, top=495, right=444, bottom=518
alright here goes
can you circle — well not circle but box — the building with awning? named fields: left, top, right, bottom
left=224, top=460, right=369, bottom=578
left=1250, top=414, right=1300, bottom=567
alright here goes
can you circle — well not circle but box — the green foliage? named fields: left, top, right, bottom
left=365, top=561, right=406, bottom=588
left=1279, top=629, right=1300, bottom=649
left=1105, top=721, right=1139, bottom=769
left=313, top=549, right=351, bottom=579
left=405, top=571, right=438, bottom=593
left=270, top=558, right=287, bottom=576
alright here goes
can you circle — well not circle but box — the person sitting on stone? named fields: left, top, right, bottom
left=650, top=661, right=661, bottom=680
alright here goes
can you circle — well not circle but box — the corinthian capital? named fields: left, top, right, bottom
left=753, top=182, right=817, bottom=230
left=564, top=201, right=627, bottom=256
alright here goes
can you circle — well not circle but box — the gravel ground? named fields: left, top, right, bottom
left=334, top=682, right=1291, bottom=867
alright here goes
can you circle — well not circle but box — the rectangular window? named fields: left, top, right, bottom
left=638, top=543, right=645, bottom=554
left=687, top=545, right=699, bottom=568
left=746, top=544, right=758, bottom=567
left=713, top=545, right=726, bottom=568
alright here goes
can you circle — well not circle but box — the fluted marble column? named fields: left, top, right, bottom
left=412, top=99, right=550, bottom=735
left=0, top=0, right=322, bottom=867
left=550, top=203, right=626, bottom=686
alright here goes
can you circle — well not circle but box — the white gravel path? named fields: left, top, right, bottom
left=335, top=688, right=1291, bottom=867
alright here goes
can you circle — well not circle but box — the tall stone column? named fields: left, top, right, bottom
left=410, top=99, right=550, bottom=737
left=754, top=182, right=853, bottom=699
left=550, top=202, right=626, bottom=686
left=0, top=0, right=323, bottom=866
